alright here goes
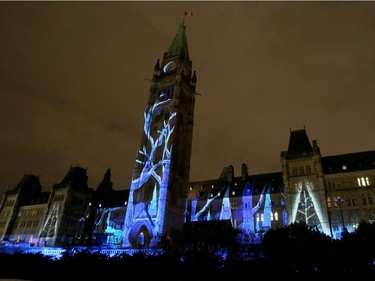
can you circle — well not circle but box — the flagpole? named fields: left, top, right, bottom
left=183, top=10, right=193, bottom=26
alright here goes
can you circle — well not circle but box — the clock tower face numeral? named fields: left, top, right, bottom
left=163, top=61, right=177, bottom=73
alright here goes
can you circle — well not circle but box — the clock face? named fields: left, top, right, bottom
left=163, top=61, right=177, bottom=73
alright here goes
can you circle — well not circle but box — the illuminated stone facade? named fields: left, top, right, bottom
left=1, top=24, right=375, bottom=248
left=122, top=23, right=197, bottom=247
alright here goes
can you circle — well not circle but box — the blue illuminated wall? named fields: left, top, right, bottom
left=93, top=206, right=126, bottom=246
left=288, top=179, right=330, bottom=235
left=187, top=170, right=286, bottom=243
left=122, top=96, right=176, bottom=247
left=122, top=24, right=196, bottom=248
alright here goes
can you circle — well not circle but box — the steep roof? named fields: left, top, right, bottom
left=54, top=166, right=90, bottom=192
left=322, top=150, right=375, bottom=174
left=188, top=171, right=284, bottom=201
left=166, top=24, right=190, bottom=62
left=7, top=174, right=47, bottom=205
left=287, top=129, right=313, bottom=155
left=96, top=168, right=113, bottom=194
left=9, top=174, right=41, bottom=194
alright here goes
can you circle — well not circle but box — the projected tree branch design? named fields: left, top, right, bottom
left=191, top=185, right=267, bottom=222
left=131, top=97, right=176, bottom=221
left=192, top=193, right=219, bottom=221
left=296, top=189, right=319, bottom=227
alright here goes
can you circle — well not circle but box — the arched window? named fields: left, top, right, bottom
left=345, top=195, right=351, bottom=207
left=361, top=193, right=368, bottom=205
left=351, top=214, right=360, bottom=230
left=327, top=197, right=332, bottom=208
left=368, top=193, right=374, bottom=205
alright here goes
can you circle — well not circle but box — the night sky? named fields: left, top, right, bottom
left=1, top=1, right=375, bottom=196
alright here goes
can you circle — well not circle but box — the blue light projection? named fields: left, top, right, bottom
left=93, top=207, right=125, bottom=246
left=290, top=179, right=330, bottom=235
left=123, top=94, right=176, bottom=247
left=220, top=187, right=232, bottom=222
left=39, top=203, right=59, bottom=247
left=262, top=186, right=272, bottom=230
left=188, top=180, right=284, bottom=243
left=191, top=192, right=219, bottom=222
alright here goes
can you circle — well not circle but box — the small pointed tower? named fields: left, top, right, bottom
left=123, top=23, right=197, bottom=247
left=280, top=128, right=330, bottom=235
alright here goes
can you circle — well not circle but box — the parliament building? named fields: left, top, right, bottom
left=1, top=23, right=375, bottom=248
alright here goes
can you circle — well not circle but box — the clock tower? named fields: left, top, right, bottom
left=122, top=23, right=197, bottom=247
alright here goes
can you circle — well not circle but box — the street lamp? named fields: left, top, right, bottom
left=335, top=196, right=346, bottom=232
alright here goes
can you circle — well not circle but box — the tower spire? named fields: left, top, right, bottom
left=166, top=23, right=190, bottom=62
left=123, top=22, right=197, bottom=248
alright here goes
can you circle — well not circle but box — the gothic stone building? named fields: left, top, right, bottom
left=1, top=128, right=375, bottom=247
left=1, top=21, right=375, bottom=247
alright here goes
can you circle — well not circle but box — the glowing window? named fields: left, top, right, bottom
left=342, top=165, right=347, bottom=170
left=274, top=212, right=279, bottom=221
left=189, top=186, right=193, bottom=190
left=327, top=197, right=332, bottom=208
left=270, top=212, right=274, bottom=221
left=232, top=191, right=235, bottom=196
left=357, top=177, right=370, bottom=187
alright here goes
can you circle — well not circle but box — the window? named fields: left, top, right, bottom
left=362, top=193, right=368, bottom=205
left=357, top=176, right=370, bottom=187
left=351, top=215, right=359, bottom=230
left=346, top=196, right=351, bottom=207
left=299, top=166, right=305, bottom=175
left=305, top=165, right=311, bottom=174
left=327, top=197, right=332, bottom=208
left=352, top=198, right=357, bottom=206
left=369, top=193, right=374, bottom=205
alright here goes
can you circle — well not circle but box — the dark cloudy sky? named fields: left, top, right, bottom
left=1, top=1, right=375, bottom=196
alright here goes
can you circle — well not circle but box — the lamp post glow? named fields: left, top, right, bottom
left=336, top=196, right=345, bottom=232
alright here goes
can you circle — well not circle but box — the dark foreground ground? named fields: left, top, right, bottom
left=0, top=249, right=374, bottom=281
